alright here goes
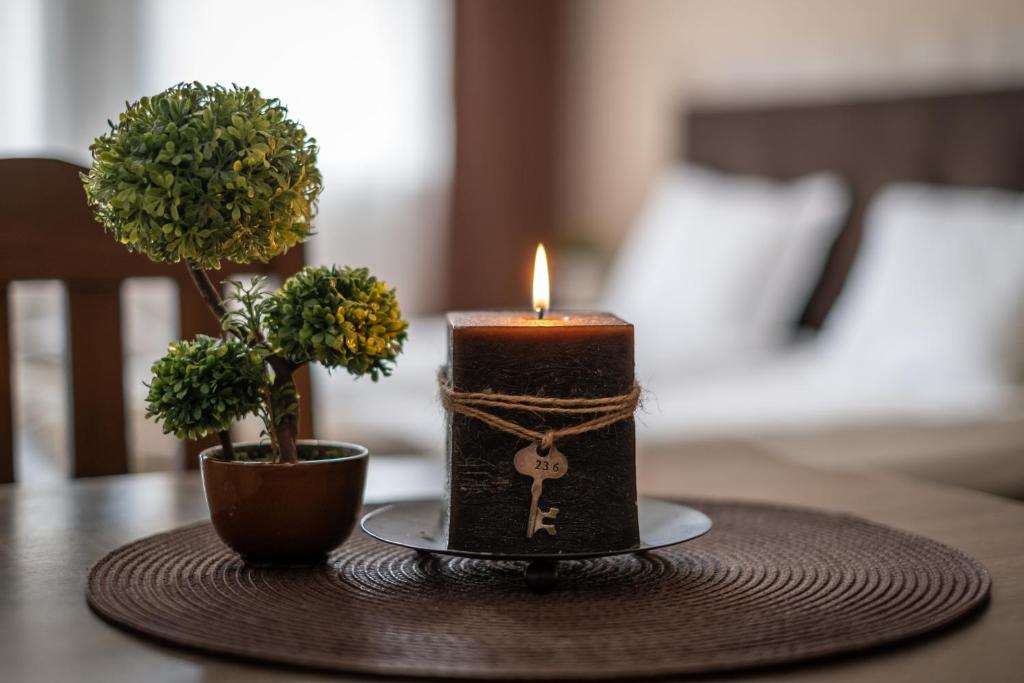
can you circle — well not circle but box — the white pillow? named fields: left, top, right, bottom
left=603, top=164, right=849, bottom=372
left=820, top=183, right=1024, bottom=387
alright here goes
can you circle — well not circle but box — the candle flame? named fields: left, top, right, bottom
left=533, top=243, right=550, bottom=316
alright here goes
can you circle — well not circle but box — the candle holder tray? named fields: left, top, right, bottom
left=360, top=497, right=712, bottom=591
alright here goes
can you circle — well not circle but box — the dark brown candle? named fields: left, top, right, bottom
left=445, top=311, right=638, bottom=554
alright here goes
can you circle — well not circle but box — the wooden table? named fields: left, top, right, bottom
left=1, top=444, right=1021, bottom=682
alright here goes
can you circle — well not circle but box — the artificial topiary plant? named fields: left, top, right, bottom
left=83, top=82, right=408, bottom=463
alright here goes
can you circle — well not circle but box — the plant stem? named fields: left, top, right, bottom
left=185, top=258, right=228, bottom=320
left=271, top=370, right=299, bottom=463
left=261, top=382, right=281, bottom=459
left=218, top=431, right=235, bottom=460
left=184, top=259, right=299, bottom=464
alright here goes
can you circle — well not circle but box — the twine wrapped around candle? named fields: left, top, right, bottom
left=438, top=368, right=641, bottom=453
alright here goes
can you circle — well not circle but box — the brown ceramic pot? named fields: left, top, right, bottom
left=200, top=440, right=369, bottom=565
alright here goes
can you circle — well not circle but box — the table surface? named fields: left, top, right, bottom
left=1, top=443, right=1021, bottom=683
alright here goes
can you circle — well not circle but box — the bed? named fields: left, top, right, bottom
left=672, top=88, right=1024, bottom=498
left=317, top=88, right=1024, bottom=499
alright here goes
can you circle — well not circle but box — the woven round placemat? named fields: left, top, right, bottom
left=87, top=500, right=989, bottom=679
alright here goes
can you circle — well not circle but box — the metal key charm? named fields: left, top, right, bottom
left=513, top=443, right=568, bottom=538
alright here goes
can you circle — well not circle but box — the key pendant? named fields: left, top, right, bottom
left=513, top=443, right=568, bottom=538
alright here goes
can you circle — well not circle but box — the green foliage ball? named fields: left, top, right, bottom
left=266, top=266, right=408, bottom=380
left=145, top=335, right=265, bottom=439
left=83, top=82, right=322, bottom=269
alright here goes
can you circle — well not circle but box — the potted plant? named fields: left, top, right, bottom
left=82, top=82, right=408, bottom=564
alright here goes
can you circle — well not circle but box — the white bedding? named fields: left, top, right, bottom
left=314, top=316, right=1024, bottom=455
left=638, top=343, right=1021, bottom=444
left=262, top=176, right=1024, bottom=497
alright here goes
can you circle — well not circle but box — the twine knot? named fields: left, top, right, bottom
left=438, top=368, right=640, bottom=451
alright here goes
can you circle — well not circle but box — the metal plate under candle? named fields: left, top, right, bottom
left=360, top=497, right=712, bottom=561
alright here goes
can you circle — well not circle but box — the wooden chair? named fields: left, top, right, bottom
left=0, top=158, right=314, bottom=482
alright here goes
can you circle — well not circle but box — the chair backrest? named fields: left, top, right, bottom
left=0, top=158, right=313, bottom=482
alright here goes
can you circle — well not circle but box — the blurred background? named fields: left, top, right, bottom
left=2, top=0, right=1023, bottom=497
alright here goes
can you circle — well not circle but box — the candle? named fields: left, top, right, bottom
left=444, top=245, right=638, bottom=554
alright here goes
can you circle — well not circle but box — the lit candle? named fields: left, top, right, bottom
left=444, top=244, right=638, bottom=554
left=533, top=243, right=549, bottom=318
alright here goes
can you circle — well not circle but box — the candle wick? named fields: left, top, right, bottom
left=537, top=307, right=546, bottom=320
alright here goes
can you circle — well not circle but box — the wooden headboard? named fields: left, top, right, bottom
left=684, top=88, right=1024, bottom=327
